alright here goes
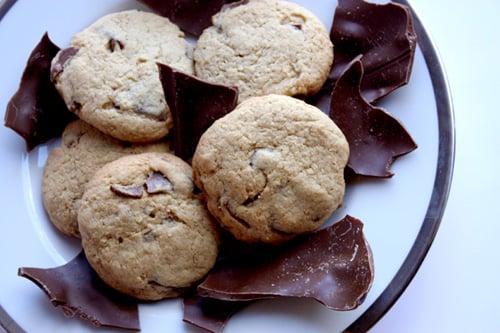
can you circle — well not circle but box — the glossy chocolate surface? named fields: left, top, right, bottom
left=4, top=33, right=76, bottom=150
left=330, top=57, right=417, bottom=177
left=18, top=252, right=140, bottom=331
left=158, top=63, right=238, bottom=161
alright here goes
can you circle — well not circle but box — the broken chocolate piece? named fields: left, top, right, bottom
left=145, top=171, right=174, bottom=194
left=197, top=215, right=374, bottom=311
left=18, top=251, right=140, bottom=331
left=329, top=0, right=417, bottom=102
left=183, top=294, right=248, bottom=333
left=138, top=0, right=239, bottom=36
left=330, top=57, right=417, bottom=178
left=4, top=33, right=77, bottom=150
left=158, top=63, right=238, bottom=161
left=110, top=184, right=144, bottom=198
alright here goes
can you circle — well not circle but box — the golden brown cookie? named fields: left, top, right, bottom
left=51, top=10, right=193, bottom=142
left=192, top=94, right=349, bottom=244
left=193, top=0, right=333, bottom=102
left=42, top=120, right=170, bottom=238
left=78, top=152, right=220, bottom=300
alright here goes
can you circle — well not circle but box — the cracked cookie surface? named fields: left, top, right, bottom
left=78, top=152, right=220, bottom=300
left=51, top=10, right=193, bottom=142
left=192, top=94, right=349, bottom=244
left=193, top=0, right=333, bottom=102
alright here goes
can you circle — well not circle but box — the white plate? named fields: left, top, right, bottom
left=0, top=0, right=454, bottom=332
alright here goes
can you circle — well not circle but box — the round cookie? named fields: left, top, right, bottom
left=51, top=10, right=193, bottom=142
left=192, top=94, right=349, bottom=244
left=78, top=152, right=220, bottom=300
left=193, top=0, right=333, bottom=102
left=42, top=120, right=170, bottom=238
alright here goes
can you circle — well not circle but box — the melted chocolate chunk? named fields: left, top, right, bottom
left=50, top=46, right=78, bottom=82
left=18, top=252, right=140, bottom=331
left=196, top=215, right=374, bottom=311
left=138, top=0, right=239, bottom=36
left=158, top=63, right=238, bottom=161
left=330, top=57, right=417, bottom=178
left=329, top=0, right=417, bottom=102
left=4, top=33, right=77, bottom=150
left=110, top=184, right=144, bottom=198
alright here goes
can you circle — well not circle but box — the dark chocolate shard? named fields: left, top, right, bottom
left=4, top=33, right=77, bottom=150
left=330, top=57, right=417, bottom=178
left=145, top=171, right=174, bottom=194
left=50, top=46, right=79, bottom=82
left=329, top=0, right=417, bottom=102
left=183, top=294, right=248, bottom=333
left=18, top=251, right=140, bottom=331
left=138, top=0, right=239, bottom=36
left=197, top=215, right=374, bottom=311
left=158, top=63, right=238, bottom=161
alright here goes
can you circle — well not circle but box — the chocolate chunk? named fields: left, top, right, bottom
left=110, top=184, right=144, bottom=198
left=145, top=171, right=174, bottom=194
left=329, top=57, right=417, bottom=178
left=183, top=294, right=248, bottom=333
left=138, top=0, right=239, bottom=36
left=18, top=252, right=140, bottom=331
left=50, top=46, right=78, bottom=82
left=196, top=215, right=374, bottom=311
left=329, top=0, right=417, bottom=102
left=4, top=33, right=77, bottom=150
left=158, top=63, right=238, bottom=161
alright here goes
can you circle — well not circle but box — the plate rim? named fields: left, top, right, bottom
left=0, top=0, right=455, bottom=332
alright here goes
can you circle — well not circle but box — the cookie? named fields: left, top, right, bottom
left=78, top=152, right=220, bottom=300
left=51, top=10, right=193, bottom=142
left=42, top=120, right=170, bottom=238
left=192, top=94, right=349, bottom=244
left=193, top=0, right=333, bottom=102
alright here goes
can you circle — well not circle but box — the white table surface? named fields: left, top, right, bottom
left=371, top=0, right=500, bottom=332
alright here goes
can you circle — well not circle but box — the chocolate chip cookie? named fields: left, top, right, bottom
left=51, top=10, right=193, bottom=142
left=78, top=152, right=220, bottom=300
left=42, top=120, right=170, bottom=238
left=192, top=94, right=349, bottom=244
left=193, top=0, right=333, bottom=102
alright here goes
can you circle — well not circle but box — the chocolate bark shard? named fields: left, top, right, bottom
left=18, top=251, right=140, bottom=331
left=196, top=215, right=374, bottom=311
left=183, top=294, right=248, bottom=333
left=4, top=33, right=77, bottom=151
left=137, top=0, right=239, bottom=36
left=158, top=63, right=238, bottom=161
left=329, top=0, right=417, bottom=103
left=330, top=57, right=417, bottom=178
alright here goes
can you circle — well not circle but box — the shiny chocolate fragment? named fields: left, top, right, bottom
left=196, top=215, right=374, bottom=311
left=4, top=33, right=77, bottom=150
left=145, top=171, right=174, bottom=194
left=138, top=0, right=239, bottom=36
left=18, top=251, right=140, bottom=331
left=183, top=294, right=248, bottom=333
left=330, top=57, right=417, bottom=178
left=110, top=184, right=144, bottom=198
left=158, top=63, right=238, bottom=161
left=329, top=0, right=417, bottom=102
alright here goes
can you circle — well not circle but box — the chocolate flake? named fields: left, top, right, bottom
left=196, top=215, right=374, bottom=311
left=4, top=33, right=77, bottom=150
left=158, top=63, right=238, bottom=161
left=329, top=57, right=417, bottom=177
left=18, top=251, right=140, bottom=331
left=110, top=184, right=144, bottom=198
left=145, top=171, right=174, bottom=194
left=50, top=46, right=79, bottom=82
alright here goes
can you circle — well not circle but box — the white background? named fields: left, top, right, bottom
left=372, top=0, right=500, bottom=332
